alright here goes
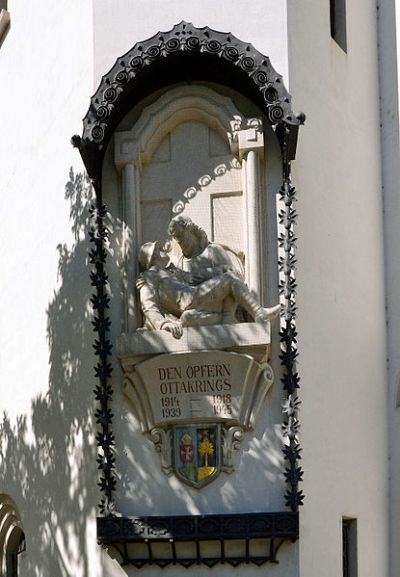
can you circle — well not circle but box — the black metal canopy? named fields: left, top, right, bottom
left=72, top=21, right=304, bottom=186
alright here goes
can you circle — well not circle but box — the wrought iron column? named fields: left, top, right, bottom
left=279, top=127, right=304, bottom=512
left=89, top=182, right=117, bottom=516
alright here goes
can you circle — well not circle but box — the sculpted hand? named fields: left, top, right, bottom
left=266, top=304, right=280, bottom=320
left=255, top=303, right=281, bottom=323
left=162, top=320, right=183, bottom=339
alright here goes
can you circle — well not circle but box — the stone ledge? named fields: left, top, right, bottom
left=117, top=322, right=271, bottom=358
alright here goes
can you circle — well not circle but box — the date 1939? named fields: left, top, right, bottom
left=161, top=396, right=181, bottom=418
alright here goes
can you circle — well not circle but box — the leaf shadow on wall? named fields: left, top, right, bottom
left=0, top=168, right=98, bottom=577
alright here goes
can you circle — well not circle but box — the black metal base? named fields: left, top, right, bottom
left=97, top=511, right=299, bottom=567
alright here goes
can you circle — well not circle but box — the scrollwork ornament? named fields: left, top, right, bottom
left=129, top=56, right=143, bottom=70
left=165, top=37, right=180, bottom=52
left=268, top=104, right=284, bottom=124
left=147, top=45, right=162, bottom=59
left=115, top=70, right=129, bottom=84
left=252, top=69, right=268, bottom=86
left=91, top=124, right=105, bottom=143
left=96, top=105, right=109, bottom=120
left=223, top=46, right=239, bottom=62
left=151, top=427, right=173, bottom=475
left=263, top=363, right=274, bottom=384
left=214, top=164, right=227, bottom=177
left=240, top=56, right=255, bottom=71
left=172, top=199, right=185, bottom=214
left=198, top=174, right=212, bottom=187
left=183, top=186, right=197, bottom=199
left=185, top=36, right=200, bottom=51
left=104, top=87, right=118, bottom=102
left=263, top=86, right=278, bottom=104
left=206, top=39, right=222, bottom=54
left=222, top=426, right=244, bottom=473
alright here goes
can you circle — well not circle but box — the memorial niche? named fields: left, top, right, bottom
left=74, top=21, right=303, bottom=566
left=113, top=84, right=280, bottom=487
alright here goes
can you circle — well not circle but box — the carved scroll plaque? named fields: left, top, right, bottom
left=121, top=350, right=273, bottom=487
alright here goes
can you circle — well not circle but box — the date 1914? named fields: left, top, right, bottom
left=161, top=396, right=181, bottom=418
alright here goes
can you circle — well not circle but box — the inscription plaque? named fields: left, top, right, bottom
left=125, top=351, right=272, bottom=430
left=122, top=350, right=273, bottom=486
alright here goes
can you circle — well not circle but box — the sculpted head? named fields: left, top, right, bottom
left=138, top=242, right=156, bottom=270
left=138, top=241, right=170, bottom=270
left=168, top=215, right=208, bottom=257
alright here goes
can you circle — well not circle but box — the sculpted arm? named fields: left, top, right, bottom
left=137, top=274, right=183, bottom=338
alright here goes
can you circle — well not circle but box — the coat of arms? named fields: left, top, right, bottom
left=175, top=425, right=221, bottom=488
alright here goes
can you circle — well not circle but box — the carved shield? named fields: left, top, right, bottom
left=174, top=424, right=221, bottom=488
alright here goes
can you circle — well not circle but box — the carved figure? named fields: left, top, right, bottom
left=137, top=216, right=279, bottom=338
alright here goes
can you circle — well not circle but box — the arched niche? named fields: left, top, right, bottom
left=107, top=85, right=280, bottom=332
left=0, top=495, right=25, bottom=577
left=72, top=21, right=304, bottom=338
left=74, top=22, right=304, bottom=547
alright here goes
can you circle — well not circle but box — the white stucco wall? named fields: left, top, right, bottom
left=377, top=0, right=400, bottom=574
left=92, top=0, right=289, bottom=90
left=0, top=2, right=101, bottom=576
left=288, top=1, right=389, bottom=576
left=0, top=0, right=92, bottom=420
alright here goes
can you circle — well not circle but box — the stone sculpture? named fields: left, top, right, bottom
left=137, top=215, right=279, bottom=338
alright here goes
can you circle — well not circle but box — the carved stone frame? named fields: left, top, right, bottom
left=113, top=84, right=271, bottom=332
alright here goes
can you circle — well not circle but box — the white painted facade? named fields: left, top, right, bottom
left=0, top=1, right=398, bottom=576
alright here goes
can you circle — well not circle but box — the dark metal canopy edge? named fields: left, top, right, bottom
left=97, top=511, right=299, bottom=566
left=98, top=511, right=299, bottom=542
left=72, top=21, right=304, bottom=184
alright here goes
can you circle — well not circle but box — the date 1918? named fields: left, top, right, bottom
left=213, top=394, right=232, bottom=415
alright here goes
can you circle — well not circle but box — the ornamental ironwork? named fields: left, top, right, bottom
left=97, top=511, right=299, bottom=567
left=72, top=21, right=304, bottom=183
